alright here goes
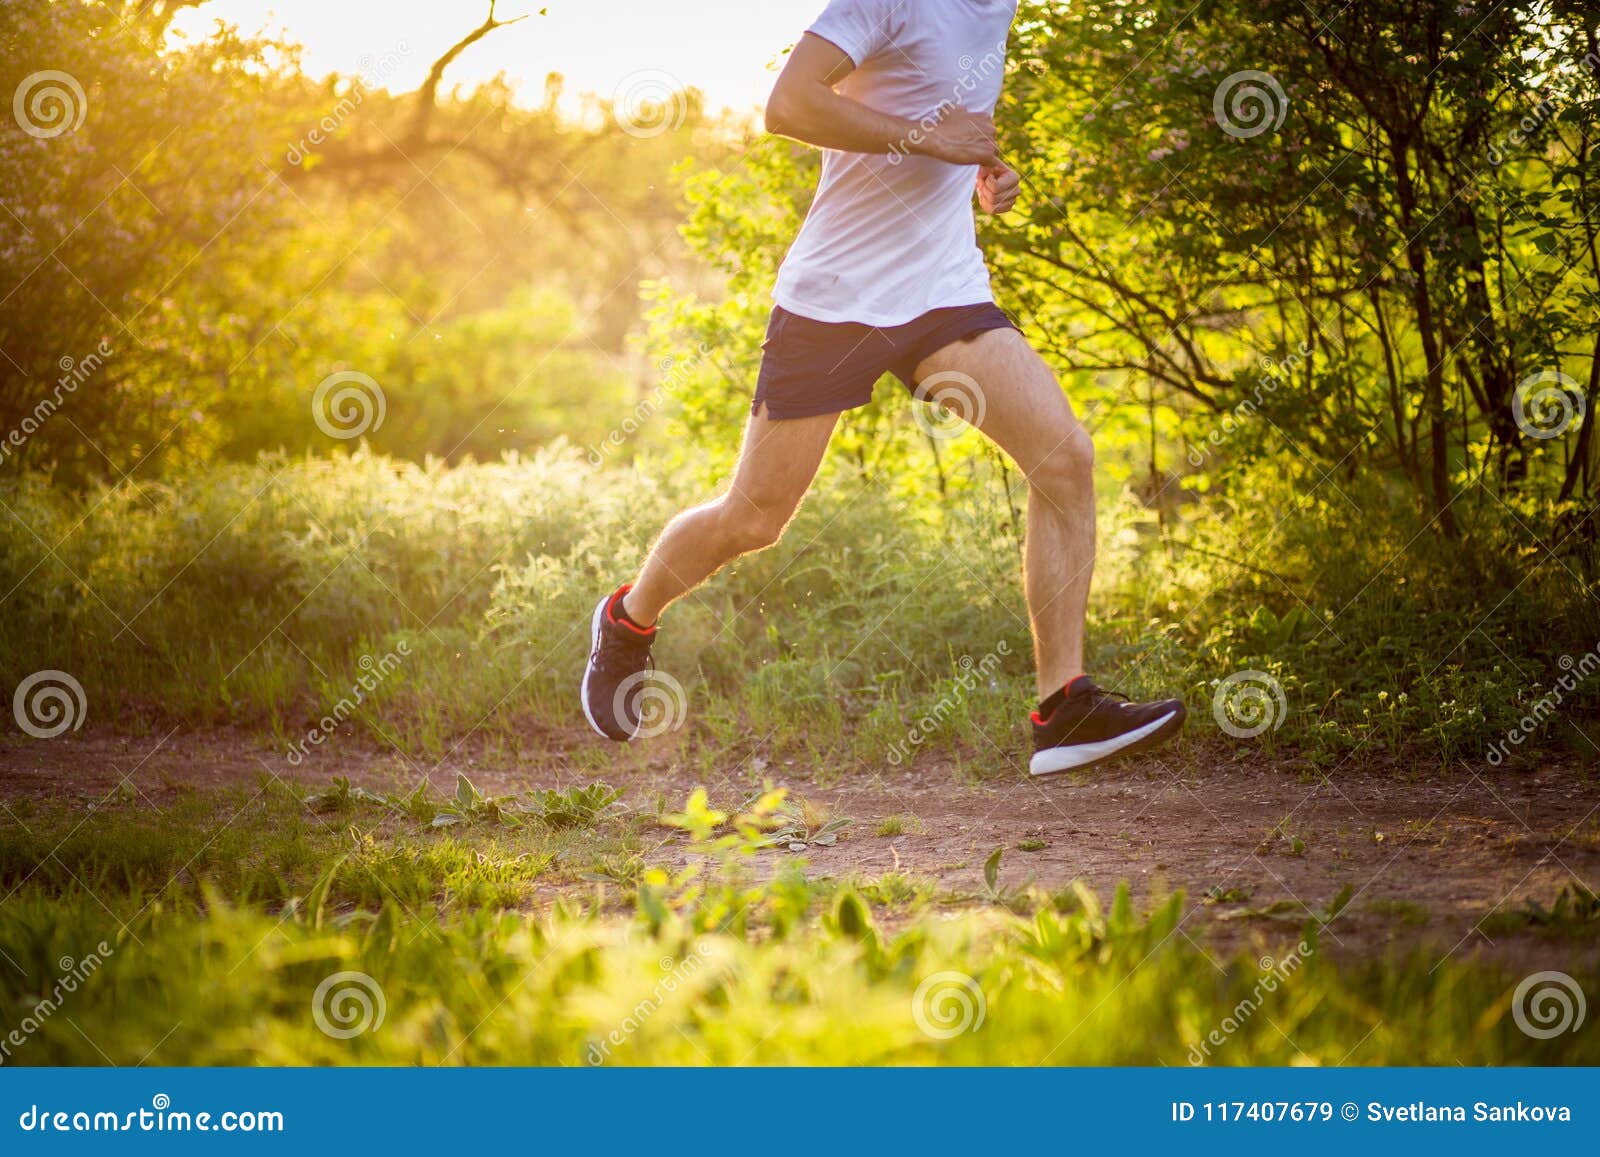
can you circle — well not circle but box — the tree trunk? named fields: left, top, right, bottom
left=1392, top=138, right=1459, bottom=535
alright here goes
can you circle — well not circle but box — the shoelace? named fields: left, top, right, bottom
left=1085, top=685, right=1131, bottom=705
left=1044, top=683, right=1133, bottom=722
left=592, top=626, right=652, bottom=678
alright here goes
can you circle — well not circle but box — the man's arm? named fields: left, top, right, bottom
left=764, top=33, right=1000, bottom=166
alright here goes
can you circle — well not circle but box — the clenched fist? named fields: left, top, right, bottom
left=977, top=162, right=1021, bottom=214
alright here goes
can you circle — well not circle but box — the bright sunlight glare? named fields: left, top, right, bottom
left=168, top=0, right=822, bottom=115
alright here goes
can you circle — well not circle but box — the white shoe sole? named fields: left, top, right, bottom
left=1028, top=709, right=1181, bottom=776
left=579, top=593, right=617, bottom=740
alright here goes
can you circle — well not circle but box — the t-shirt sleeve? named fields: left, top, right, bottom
left=805, top=0, right=898, bottom=67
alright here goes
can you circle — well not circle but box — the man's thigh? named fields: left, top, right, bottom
left=727, top=403, right=840, bottom=513
left=910, top=326, right=1083, bottom=474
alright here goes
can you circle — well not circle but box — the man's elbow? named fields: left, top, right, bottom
left=764, top=84, right=810, bottom=137
left=764, top=91, right=795, bottom=136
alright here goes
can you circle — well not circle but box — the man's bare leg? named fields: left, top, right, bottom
left=622, top=404, right=839, bottom=626
left=911, top=328, right=1095, bottom=701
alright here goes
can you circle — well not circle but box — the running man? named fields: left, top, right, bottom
left=582, top=0, right=1186, bottom=774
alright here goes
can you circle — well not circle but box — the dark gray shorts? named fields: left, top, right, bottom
left=752, top=301, right=1019, bottom=420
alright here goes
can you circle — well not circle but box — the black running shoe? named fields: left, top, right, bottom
left=1029, top=677, right=1185, bottom=775
left=581, top=584, right=657, bottom=741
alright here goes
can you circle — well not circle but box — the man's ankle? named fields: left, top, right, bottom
left=1036, top=673, right=1090, bottom=714
left=617, top=589, right=657, bottom=631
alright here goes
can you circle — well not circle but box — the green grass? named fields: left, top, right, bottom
left=1, top=449, right=1594, bottom=777
left=875, top=814, right=919, bottom=837
left=2, top=446, right=1595, bottom=1066
left=1479, top=884, right=1600, bottom=940
left=2, top=783, right=1596, bottom=1066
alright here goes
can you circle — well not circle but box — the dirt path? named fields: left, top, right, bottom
left=4, top=728, right=1597, bottom=964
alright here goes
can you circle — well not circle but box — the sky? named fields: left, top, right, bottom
left=169, top=0, right=824, bottom=117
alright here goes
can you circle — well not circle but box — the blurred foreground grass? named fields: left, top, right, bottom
left=2, top=782, right=1595, bottom=1066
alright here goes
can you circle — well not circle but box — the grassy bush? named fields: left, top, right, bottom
left=1, top=449, right=1593, bottom=770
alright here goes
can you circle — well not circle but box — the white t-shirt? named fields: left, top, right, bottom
left=772, top=0, right=1018, bottom=327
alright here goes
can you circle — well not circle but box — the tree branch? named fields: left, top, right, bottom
left=407, top=1, right=530, bottom=147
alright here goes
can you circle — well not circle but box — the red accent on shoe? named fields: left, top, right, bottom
left=1031, top=676, right=1092, bottom=726
left=606, top=584, right=656, bottom=636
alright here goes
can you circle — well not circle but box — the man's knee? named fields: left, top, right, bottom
left=715, top=496, right=792, bottom=553
left=1028, top=424, right=1094, bottom=503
